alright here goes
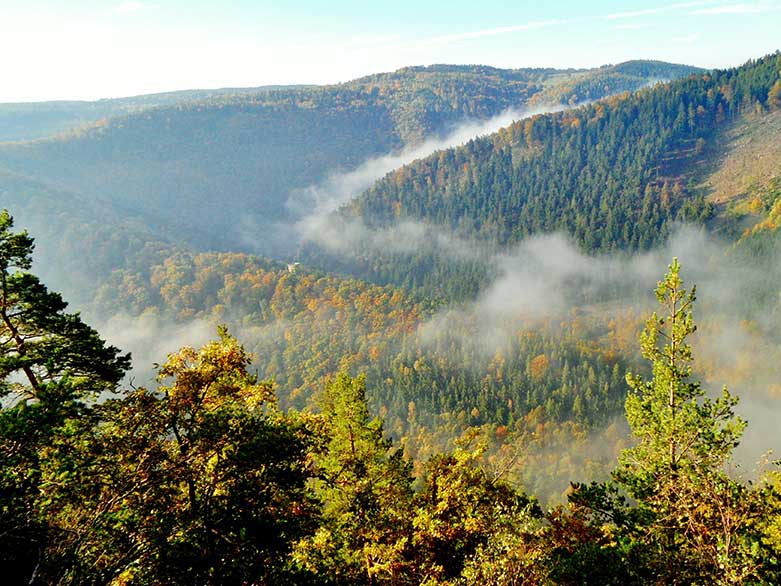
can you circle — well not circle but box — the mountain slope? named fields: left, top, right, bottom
left=3, top=57, right=779, bottom=504
left=0, top=61, right=699, bottom=256
left=0, top=168, right=181, bottom=306
left=291, top=54, right=779, bottom=301
left=700, top=108, right=781, bottom=204
left=341, top=54, right=780, bottom=251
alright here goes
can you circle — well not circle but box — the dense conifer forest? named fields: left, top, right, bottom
left=301, top=53, right=781, bottom=295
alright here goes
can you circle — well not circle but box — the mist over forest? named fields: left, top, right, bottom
left=3, top=45, right=781, bottom=583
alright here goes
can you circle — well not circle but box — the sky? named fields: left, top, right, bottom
left=1, top=0, right=780, bottom=102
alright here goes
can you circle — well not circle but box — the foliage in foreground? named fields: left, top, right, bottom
left=2, top=213, right=781, bottom=584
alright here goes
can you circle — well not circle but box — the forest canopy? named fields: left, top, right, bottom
left=1, top=212, right=780, bottom=584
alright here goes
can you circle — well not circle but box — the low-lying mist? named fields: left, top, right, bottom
left=417, top=226, right=780, bottom=474
left=287, top=104, right=571, bottom=252
left=84, top=220, right=781, bottom=482
left=291, top=184, right=781, bottom=479
left=96, top=314, right=215, bottom=388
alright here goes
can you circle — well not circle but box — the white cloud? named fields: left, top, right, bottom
left=606, top=1, right=709, bottom=19
left=690, top=2, right=780, bottom=14
left=615, top=23, right=647, bottom=29
left=400, top=20, right=565, bottom=50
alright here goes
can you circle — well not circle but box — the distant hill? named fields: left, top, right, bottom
left=529, top=60, right=701, bottom=105
left=0, top=60, right=699, bottom=256
left=0, top=168, right=179, bottom=307
left=0, top=85, right=316, bottom=143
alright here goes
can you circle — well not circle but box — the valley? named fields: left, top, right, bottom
left=2, top=39, right=781, bottom=582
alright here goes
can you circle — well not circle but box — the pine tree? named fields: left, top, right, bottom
left=569, top=259, right=778, bottom=583
left=617, top=258, right=745, bottom=495
left=614, top=259, right=776, bottom=582
left=0, top=209, right=130, bottom=397
left=0, top=209, right=130, bottom=582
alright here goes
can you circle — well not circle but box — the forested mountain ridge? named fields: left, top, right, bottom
left=347, top=53, right=781, bottom=251
left=0, top=60, right=698, bottom=255
left=528, top=59, right=703, bottom=106
left=295, top=53, right=781, bottom=298
left=338, top=61, right=700, bottom=143
left=0, top=61, right=698, bottom=144
left=2, top=56, right=777, bottom=452
left=0, top=84, right=315, bottom=143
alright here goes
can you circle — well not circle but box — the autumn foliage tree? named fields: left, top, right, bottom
left=5, top=209, right=781, bottom=583
left=411, top=434, right=544, bottom=584
left=35, top=327, right=322, bottom=584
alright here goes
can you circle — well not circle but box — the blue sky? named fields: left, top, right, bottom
left=2, top=0, right=780, bottom=102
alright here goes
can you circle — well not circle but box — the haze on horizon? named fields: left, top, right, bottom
left=2, top=0, right=780, bottom=103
